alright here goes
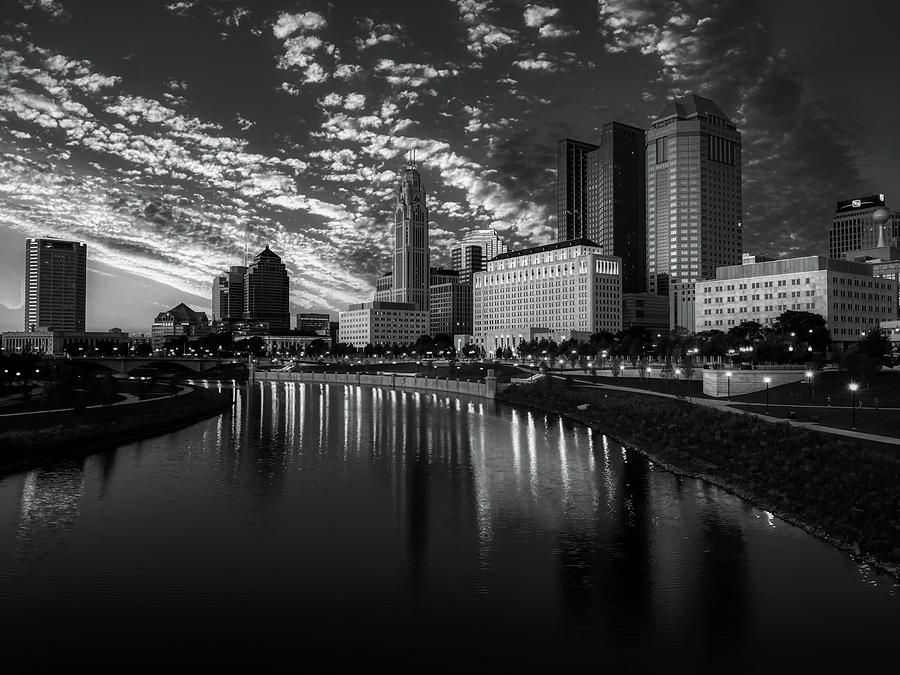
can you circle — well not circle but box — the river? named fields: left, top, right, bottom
left=0, top=381, right=896, bottom=669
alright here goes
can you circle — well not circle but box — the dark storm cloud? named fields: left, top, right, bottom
left=598, top=0, right=866, bottom=256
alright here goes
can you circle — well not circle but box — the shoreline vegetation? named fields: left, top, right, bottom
left=498, top=380, right=900, bottom=579
left=0, top=386, right=233, bottom=475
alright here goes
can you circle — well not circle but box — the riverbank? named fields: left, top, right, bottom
left=499, top=381, right=900, bottom=579
left=0, top=386, right=233, bottom=475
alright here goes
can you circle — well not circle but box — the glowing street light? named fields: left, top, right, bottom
left=849, top=382, right=859, bottom=430
left=805, top=370, right=814, bottom=403
left=763, top=376, right=771, bottom=413
left=725, top=370, right=732, bottom=401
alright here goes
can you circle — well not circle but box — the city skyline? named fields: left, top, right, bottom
left=1, top=0, right=899, bottom=333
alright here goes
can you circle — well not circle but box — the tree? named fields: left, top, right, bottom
left=772, top=310, right=832, bottom=353
left=680, top=356, right=696, bottom=399
left=842, top=330, right=891, bottom=386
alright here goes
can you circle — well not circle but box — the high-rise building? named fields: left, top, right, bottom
left=24, top=237, right=87, bottom=332
left=459, top=228, right=508, bottom=263
left=829, top=194, right=899, bottom=259
left=244, top=245, right=290, bottom=333
left=646, top=94, right=742, bottom=295
left=473, top=239, right=623, bottom=353
left=390, top=161, right=430, bottom=311
left=585, top=121, right=647, bottom=292
left=429, top=278, right=473, bottom=337
left=212, top=265, right=247, bottom=321
left=557, top=138, right=599, bottom=241
left=450, top=244, right=483, bottom=284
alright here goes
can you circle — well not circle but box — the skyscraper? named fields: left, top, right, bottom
left=645, top=94, right=742, bottom=295
left=829, top=194, right=899, bottom=259
left=585, top=121, right=647, bottom=293
left=557, top=138, right=599, bottom=241
left=212, top=265, right=247, bottom=321
left=450, top=244, right=483, bottom=284
left=457, top=228, right=508, bottom=263
left=244, top=245, right=290, bottom=333
left=24, top=237, right=87, bottom=332
left=390, top=160, right=430, bottom=311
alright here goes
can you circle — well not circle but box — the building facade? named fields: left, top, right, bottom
left=622, top=293, right=669, bottom=332
left=338, top=301, right=428, bottom=348
left=429, top=279, right=473, bottom=337
left=450, top=244, right=484, bottom=284
left=150, top=303, right=210, bottom=349
left=845, top=245, right=900, bottom=310
left=296, top=312, right=331, bottom=333
left=585, top=121, right=647, bottom=293
left=1, top=329, right=128, bottom=356
left=669, top=281, right=697, bottom=331
left=390, top=162, right=430, bottom=311
left=473, top=239, right=622, bottom=354
left=646, top=94, right=742, bottom=295
left=695, top=256, right=897, bottom=345
left=24, top=237, right=87, bottom=332
left=557, top=138, right=599, bottom=241
left=459, top=228, right=508, bottom=262
left=212, top=265, right=247, bottom=322
left=829, top=194, right=899, bottom=260
left=244, top=246, right=290, bottom=333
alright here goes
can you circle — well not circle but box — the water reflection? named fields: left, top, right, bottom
left=0, top=380, right=896, bottom=668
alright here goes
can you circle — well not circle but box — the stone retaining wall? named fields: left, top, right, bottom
left=703, top=369, right=809, bottom=398
left=254, top=370, right=503, bottom=399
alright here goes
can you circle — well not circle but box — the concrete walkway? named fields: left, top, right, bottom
left=0, top=386, right=190, bottom=419
left=562, top=376, right=900, bottom=447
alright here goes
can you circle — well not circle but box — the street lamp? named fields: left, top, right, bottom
left=849, top=383, right=859, bottom=430
left=763, top=376, right=771, bottom=413
left=725, top=370, right=732, bottom=401
left=805, top=370, right=813, bottom=403
left=646, top=366, right=651, bottom=389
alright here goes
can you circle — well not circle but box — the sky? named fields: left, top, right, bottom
left=1, top=0, right=898, bottom=334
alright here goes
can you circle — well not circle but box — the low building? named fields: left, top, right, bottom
left=845, top=245, right=900, bottom=311
left=1, top=329, right=129, bottom=356
left=151, top=303, right=210, bottom=349
left=338, top=301, right=428, bottom=348
left=669, top=281, right=696, bottom=332
left=695, top=256, right=897, bottom=345
left=473, top=238, right=622, bottom=354
left=234, top=333, right=332, bottom=355
left=622, top=293, right=669, bottom=332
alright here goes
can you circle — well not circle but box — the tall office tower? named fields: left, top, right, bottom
left=829, top=194, right=899, bottom=259
left=459, top=228, right=508, bottom=263
left=24, top=237, right=87, bottom=332
left=557, top=138, right=599, bottom=241
left=585, top=121, right=647, bottom=292
left=450, top=244, right=484, bottom=284
left=243, top=245, right=290, bottom=333
left=390, top=161, right=430, bottom=311
left=645, top=94, right=742, bottom=295
left=211, top=265, right=247, bottom=321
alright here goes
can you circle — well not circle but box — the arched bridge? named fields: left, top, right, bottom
left=71, top=357, right=244, bottom=374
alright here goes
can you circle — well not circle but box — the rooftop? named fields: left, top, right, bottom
left=493, top=238, right=605, bottom=261
left=654, top=93, right=733, bottom=124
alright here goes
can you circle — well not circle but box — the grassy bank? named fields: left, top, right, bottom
left=499, top=381, right=900, bottom=576
left=0, top=386, right=232, bottom=473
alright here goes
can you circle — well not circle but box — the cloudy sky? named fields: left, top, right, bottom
left=1, top=0, right=898, bottom=333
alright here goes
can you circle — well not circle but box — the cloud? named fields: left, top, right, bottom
left=18, top=0, right=70, bottom=21
left=455, top=0, right=518, bottom=58
left=354, top=18, right=405, bottom=50
left=273, top=11, right=326, bottom=40
left=523, top=5, right=558, bottom=27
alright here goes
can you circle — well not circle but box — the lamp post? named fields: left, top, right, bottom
left=763, top=376, right=771, bottom=413
left=646, top=367, right=651, bottom=390
left=849, top=383, right=858, bottom=430
left=805, top=370, right=813, bottom=403
left=725, top=370, right=732, bottom=401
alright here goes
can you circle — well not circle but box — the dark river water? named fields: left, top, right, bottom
left=0, top=381, right=897, bottom=670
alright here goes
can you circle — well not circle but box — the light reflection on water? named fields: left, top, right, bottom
left=0, top=380, right=896, bottom=669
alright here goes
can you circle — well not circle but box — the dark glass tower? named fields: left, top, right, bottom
left=585, top=122, right=647, bottom=293
left=25, top=237, right=87, bottom=332
left=645, top=94, right=742, bottom=295
left=557, top=138, right=599, bottom=241
left=243, top=246, right=290, bottom=333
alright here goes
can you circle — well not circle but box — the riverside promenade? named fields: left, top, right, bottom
left=560, top=375, right=900, bottom=446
